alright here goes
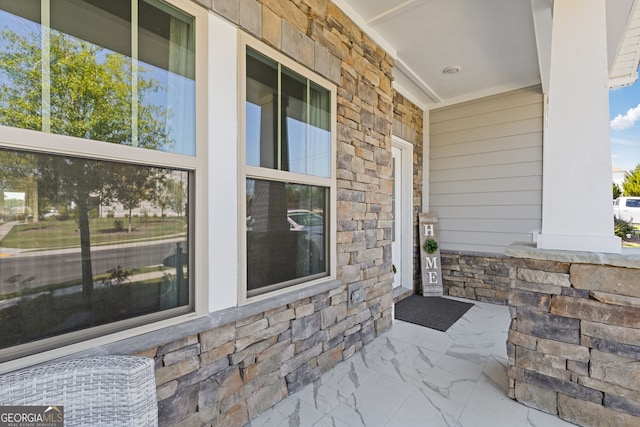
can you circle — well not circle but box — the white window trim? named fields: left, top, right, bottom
left=237, top=34, right=337, bottom=306
left=0, top=0, right=209, bottom=373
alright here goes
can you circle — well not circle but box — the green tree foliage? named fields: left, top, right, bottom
left=613, top=181, right=622, bottom=199
left=0, top=29, right=169, bottom=317
left=622, top=164, right=640, bottom=196
left=0, top=30, right=167, bottom=145
left=614, top=218, right=635, bottom=240
left=106, top=164, right=159, bottom=232
left=166, top=179, right=186, bottom=217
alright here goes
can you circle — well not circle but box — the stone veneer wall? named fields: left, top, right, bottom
left=142, top=0, right=395, bottom=425
left=392, top=91, right=424, bottom=292
left=441, top=250, right=510, bottom=304
left=129, top=281, right=388, bottom=426
left=506, top=245, right=640, bottom=426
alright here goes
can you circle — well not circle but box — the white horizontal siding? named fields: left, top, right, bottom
left=430, top=176, right=542, bottom=195
left=440, top=218, right=542, bottom=234
left=429, top=86, right=543, bottom=253
left=431, top=146, right=542, bottom=171
left=430, top=87, right=543, bottom=123
left=438, top=230, right=535, bottom=247
left=430, top=161, right=542, bottom=183
left=430, top=190, right=541, bottom=207
left=430, top=118, right=542, bottom=147
left=430, top=133, right=541, bottom=159
left=430, top=104, right=542, bottom=136
left=434, top=205, right=541, bottom=220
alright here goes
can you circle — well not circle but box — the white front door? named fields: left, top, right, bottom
left=392, top=145, right=402, bottom=289
left=391, top=138, right=413, bottom=290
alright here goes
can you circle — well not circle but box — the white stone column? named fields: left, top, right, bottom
left=537, top=0, right=621, bottom=253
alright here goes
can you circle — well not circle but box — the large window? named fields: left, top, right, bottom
left=243, top=43, right=336, bottom=298
left=0, top=0, right=205, bottom=362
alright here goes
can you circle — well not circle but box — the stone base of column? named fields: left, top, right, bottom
left=536, top=233, right=621, bottom=254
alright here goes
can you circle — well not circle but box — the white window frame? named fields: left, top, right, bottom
left=0, top=0, right=209, bottom=373
left=238, top=34, right=337, bottom=305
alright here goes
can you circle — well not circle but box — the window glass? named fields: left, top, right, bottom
left=246, top=178, right=327, bottom=296
left=49, top=0, right=133, bottom=143
left=246, top=49, right=278, bottom=169
left=283, top=71, right=331, bottom=177
left=0, top=0, right=195, bottom=155
left=0, top=148, right=190, bottom=354
left=0, top=0, right=200, bottom=361
left=0, top=1, right=42, bottom=131
left=246, top=48, right=331, bottom=177
left=244, top=44, right=333, bottom=298
left=138, top=0, right=195, bottom=155
left=627, top=199, right=640, bottom=208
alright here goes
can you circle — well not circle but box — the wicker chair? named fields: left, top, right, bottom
left=0, top=356, right=158, bottom=427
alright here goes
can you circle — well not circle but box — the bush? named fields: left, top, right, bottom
left=113, top=219, right=125, bottom=232
left=57, top=211, right=72, bottom=221
left=614, top=218, right=635, bottom=239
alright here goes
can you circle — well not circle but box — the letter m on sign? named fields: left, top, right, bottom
left=424, top=256, right=438, bottom=269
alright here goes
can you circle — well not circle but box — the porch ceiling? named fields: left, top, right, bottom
left=333, top=0, right=640, bottom=109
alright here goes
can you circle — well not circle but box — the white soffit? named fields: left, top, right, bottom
left=609, top=0, right=640, bottom=88
left=333, top=0, right=540, bottom=109
left=334, top=0, right=640, bottom=107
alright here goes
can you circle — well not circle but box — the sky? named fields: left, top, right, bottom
left=609, top=81, right=640, bottom=172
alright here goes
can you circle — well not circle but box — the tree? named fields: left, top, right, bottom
left=151, top=172, right=170, bottom=220
left=0, top=29, right=169, bottom=317
left=613, top=181, right=622, bottom=199
left=106, top=164, right=158, bottom=232
left=166, top=178, right=187, bottom=217
left=622, top=164, right=640, bottom=196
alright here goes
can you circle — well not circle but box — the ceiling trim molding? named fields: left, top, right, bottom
left=331, top=0, right=397, bottom=58
left=333, top=0, right=441, bottom=108
left=425, top=79, right=543, bottom=110
left=531, top=0, right=552, bottom=94
left=392, top=81, right=429, bottom=111
left=365, top=0, right=431, bottom=26
left=394, top=58, right=442, bottom=105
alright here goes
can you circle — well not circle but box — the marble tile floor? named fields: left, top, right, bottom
left=247, top=297, right=576, bottom=427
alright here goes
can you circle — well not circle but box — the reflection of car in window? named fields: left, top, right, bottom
left=287, top=209, right=324, bottom=229
left=43, top=208, right=59, bottom=219
left=287, top=209, right=325, bottom=275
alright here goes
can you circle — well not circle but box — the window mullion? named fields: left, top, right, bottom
left=306, top=80, right=310, bottom=176
left=131, top=0, right=139, bottom=147
left=277, top=63, right=281, bottom=171
left=41, top=0, right=50, bottom=133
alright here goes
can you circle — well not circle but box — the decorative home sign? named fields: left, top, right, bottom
left=418, top=213, right=443, bottom=296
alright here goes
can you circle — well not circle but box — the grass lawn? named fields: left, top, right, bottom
left=0, top=216, right=186, bottom=250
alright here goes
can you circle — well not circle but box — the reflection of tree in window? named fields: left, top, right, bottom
left=0, top=1, right=192, bottom=325
left=0, top=148, right=190, bottom=346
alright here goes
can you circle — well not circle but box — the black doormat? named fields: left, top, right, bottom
left=394, top=295, right=474, bottom=332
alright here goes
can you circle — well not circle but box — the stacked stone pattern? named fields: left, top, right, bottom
left=441, top=251, right=511, bottom=304
left=139, top=284, right=392, bottom=426
left=507, top=258, right=640, bottom=426
left=134, top=0, right=405, bottom=425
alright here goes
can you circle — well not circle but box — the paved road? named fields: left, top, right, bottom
left=0, top=239, right=186, bottom=294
